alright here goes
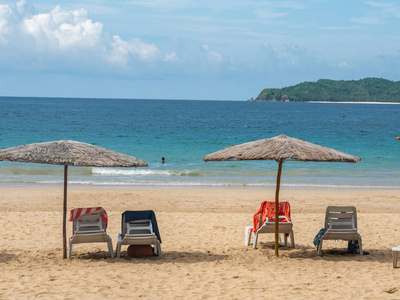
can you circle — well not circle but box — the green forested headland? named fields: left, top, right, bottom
left=252, top=78, right=400, bottom=102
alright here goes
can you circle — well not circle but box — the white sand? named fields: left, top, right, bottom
left=1, top=187, right=400, bottom=299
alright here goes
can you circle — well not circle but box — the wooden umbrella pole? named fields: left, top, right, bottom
left=275, top=160, right=283, bottom=256
left=63, top=165, right=68, bottom=259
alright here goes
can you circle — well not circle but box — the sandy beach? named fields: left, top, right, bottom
left=1, top=186, right=400, bottom=299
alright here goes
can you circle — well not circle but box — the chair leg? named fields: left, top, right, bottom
left=394, top=251, right=399, bottom=268
left=68, top=240, right=73, bottom=259
left=291, top=231, right=295, bottom=248
left=283, top=234, right=288, bottom=246
left=108, top=238, right=114, bottom=259
left=157, top=242, right=162, bottom=257
left=245, top=226, right=252, bottom=246
left=116, top=243, right=121, bottom=258
left=253, top=233, right=258, bottom=249
left=358, top=238, right=363, bottom=255
left=317, top=240, right=323, bottom=256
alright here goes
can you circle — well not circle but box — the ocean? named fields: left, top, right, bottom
left=0, top=97, right=399, bottom=189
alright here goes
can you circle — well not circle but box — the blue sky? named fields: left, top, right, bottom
left=0, top=0, right=399, bottom=100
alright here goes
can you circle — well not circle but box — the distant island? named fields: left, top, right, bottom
left=249, top=78, right=400, bottom=103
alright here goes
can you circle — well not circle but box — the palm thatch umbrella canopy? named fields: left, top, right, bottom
left=203, top=134, right=360, bottom=256
left=0, top=140, right=148, bottom=259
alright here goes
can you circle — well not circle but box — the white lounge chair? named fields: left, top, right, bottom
left=251, top=216, right=295, bottom=249
left=116, top=210, right=162, bottom=258
left=317, top=206, right=363, bottom=256
left=245, top=201, right=295, bottom=249
left=68, top=207, right=114, bottom=259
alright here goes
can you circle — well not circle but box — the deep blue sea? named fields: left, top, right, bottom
left=0, top=97, right=399, bottom=189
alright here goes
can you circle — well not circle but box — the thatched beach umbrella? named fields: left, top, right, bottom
left=203, top=134, right=360, bottom=256
left=0, top=140, right=148, bottom=259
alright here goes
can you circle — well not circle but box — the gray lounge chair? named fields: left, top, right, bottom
left=317, top=206, right=363, bottom=256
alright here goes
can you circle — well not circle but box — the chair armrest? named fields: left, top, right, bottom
left=265, top=216, right=290, bottom=223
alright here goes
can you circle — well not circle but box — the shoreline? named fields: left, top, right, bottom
left=1, top=181, right=399, bottom=190
left=307, top=101, right=400, bottom=104
left=251, top=100, right=400, bottom=104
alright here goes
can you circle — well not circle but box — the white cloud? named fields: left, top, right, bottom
left=126, top=0, right=188, bottom=9
left=16, top=0, right=29, bottom=15
left=276, top=1, right=305, bottom=10
left=260, top=41, right=318, bottom=69
left=351, top=17, right=381, bottom=24
left=107, top=35, right=161, bottom=66
left=366, top=2, right=392, bottom=8
left=0, top=5, right=13, bottom=44
left=322, top=25, right=362, bottom=30
left=0, top=3, right=166, bottom=71
left=202, top=44, right=222, bottom=62
left=365, top=1, right=400, bottom=18
left=254, top=9, right=287, bottom=19
left=22, top=5, right=103, bottom=50
left=164, top=52, right=179, bottom=62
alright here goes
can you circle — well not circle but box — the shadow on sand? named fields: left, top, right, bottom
left=0, top=251, right=19, bottom=263
left=256, top=241, right=391, bottom=263
left=74, top=250, right=229, bottom=264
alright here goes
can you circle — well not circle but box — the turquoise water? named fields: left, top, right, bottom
left=0, top=97, right=399, bottom=189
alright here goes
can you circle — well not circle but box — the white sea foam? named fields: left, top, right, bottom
left=92, top=167, right=198, bottom=176
left=1, top=176, right=398, bottom=190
